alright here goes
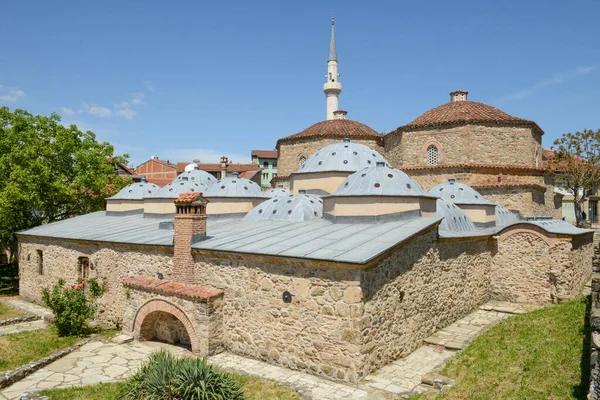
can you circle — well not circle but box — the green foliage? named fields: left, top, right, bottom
left=41, top=278, right=107, bottom=336
left=550, top=128, right=600, bottom=226
left=121, top=350, right=244, bottom=400
left=0, top=107, right=131, bottom=262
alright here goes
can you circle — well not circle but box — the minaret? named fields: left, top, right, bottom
left=324, top=15, right=342, bottom=120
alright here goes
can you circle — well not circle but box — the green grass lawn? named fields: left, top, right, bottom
left=434, top=296, right=590, bottom=400
left=0, top=327, right=80, bottom=372
left=0, top=301, right=24, bottom=320
left=40, top=373, right=301, bottom=400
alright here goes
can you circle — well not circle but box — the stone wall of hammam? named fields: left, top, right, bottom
left=278, top=137, right=383, bottom=177
left=18, top=238, right=173, bottom=327
left=385, top=125, right=542, bottom=168
left=490, top=225, right=593, bottom=304
left=289, top=172, right=350, bottom=195
left=359, top=227, right=493, bottom=375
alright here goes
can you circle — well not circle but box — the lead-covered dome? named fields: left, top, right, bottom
left=146, top=176, right=208, bottom=199
left=203, top=173, right=269, bottom=198
left=267, top=186, right=289, bottom=197
left=436, top=199, right=476, bottom=232
left=296, top=139, right=389, bottom=174
left=429, top=179, right=494, bottom=205
left=495, top=204, right=523, bottom=226
left=175, top=166, right=217, bottom=188
left=333, top=163, right=429, bottom=197
left=108, top=178, right=161, bottom=200
left=277, top=119, right=383, bottom=145
left=243, top=194, right=322, bottom=222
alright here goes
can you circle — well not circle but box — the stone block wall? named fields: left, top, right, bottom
left=359, top=229, right=492, bottom=375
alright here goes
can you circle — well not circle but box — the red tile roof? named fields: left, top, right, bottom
left=123, top=276, right=222, bottom=301
left=472, top=183, right=548, bottom=192
left=174, top=192, right=207, bottom=205
left=277, top=119, right=383, bottom=147
left=392, top=101, right=544, bottom=135
left=239, top=170, right=260, bottom=180
left=251, top=150, right=278, bottom=158
left=199, top=163, right=261, bottom=172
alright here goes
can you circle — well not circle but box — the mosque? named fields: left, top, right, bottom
left=17, top=18, right=592, bottom=384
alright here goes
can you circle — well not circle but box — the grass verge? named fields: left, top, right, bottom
left=435, top=296, right=589, bottom=400
left=40, top=373, right=301, bottom=400
left=0, top=327, right=80, bottom=372
left=0, top=301, right=24, bottom=320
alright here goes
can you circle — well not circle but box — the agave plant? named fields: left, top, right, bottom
left=121, top=350, right=244, bottom=400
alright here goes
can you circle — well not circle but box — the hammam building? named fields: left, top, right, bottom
left=17, top=18, right=592, bottom=384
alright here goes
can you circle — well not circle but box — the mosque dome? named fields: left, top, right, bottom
left=296, top=139, right=389, bottom=174
left=203, top=173, right=269, bottom=198
left=267, top=186, right=289, bottom=197
left=277, top=118, right=382, bottom=146
left=108, top=178, right=161, bottom=200
left=429, top=179, right=494, bottom=205
left=146, top=176, right=208, bottom=199
left=396, top=90, right=543, bottom=134
left=243, top=194, right=322, bottom=222
left=332, top=162, right=429, bottom=197
left=436, top=199, right=476, bottom=232
left=495, top=204, right=523, bottom=226
left=175, top=166, right=217, bottom=188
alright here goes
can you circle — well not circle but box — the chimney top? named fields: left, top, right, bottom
left=333, top=110, right=348, bottom=120
left=192, top=159, right=200, bottom=163
left=220, top=156, right=229, bottom=164
left=450, top=90, right=468, bottom=102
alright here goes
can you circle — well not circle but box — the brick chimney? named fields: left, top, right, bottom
left=173, top=192, right=209, bottom=284
left=333, top=110, right=347, bottom=120
left=450, top=90, right=468, bottom=102
left=220, top=156, right=229, bottom=179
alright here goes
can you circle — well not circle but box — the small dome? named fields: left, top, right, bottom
left=146, top=176, right=209, bottom=199
left=108, top=179, right=161, bottom=200
left=267, top=186, right=289, bottom=197
left=277, top=119, right=382, bottom=145
left=203, top=173, right=269, bottom=198
left=495, top=204, right=523, bottom=226
left=436, top=199, right=476, bottom=232
left=333, top=163, right=429, bottom=197
left=429, top=179, right=494, bottom=205
left=296, top=140, right=390, bottom=174
left=243, top=194, right=323, bottom=222
left=175, top=167, right=216, bottom=188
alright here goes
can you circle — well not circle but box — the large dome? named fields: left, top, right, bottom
left=146, top=176, right=208, bottom=199
left=429, top=179, right=494, bottom=205
left=175, top=166, right=217, bottom=188
left=108, top=178, right=161, bottom=200
left=332, top=163, right=429, bottom=197
left=203, top=173, right=269, bottom=198
left=395, top=90, right=543, bottom=134
left=277, top=118, right=382, bottom=145
left=295, top=139, right=389, bottom=174
left=243, top=194, right=322, bottom=222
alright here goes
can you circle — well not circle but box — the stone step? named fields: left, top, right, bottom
left=111, top=334, right=134, bottom=345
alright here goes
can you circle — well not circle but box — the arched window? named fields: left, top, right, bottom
left=299, top=156, right=307, bottom=168
left=427, top=145, right=438, bottom=166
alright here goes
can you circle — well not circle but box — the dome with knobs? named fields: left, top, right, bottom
left=295, top=139, right=389, bottom=174
left=244, top=193, right=322, bottom=222
left=108, top=178, right=161, bottom=200
left=429, top=179, right=495, bottom=205
left=203, top=172, right=269, bottom=198
left=333, top=163, right=430, bottom=197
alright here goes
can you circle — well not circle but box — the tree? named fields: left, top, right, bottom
left=549, top=128, right=600, bottom=227
left=0, top=107, right=131, bottom=262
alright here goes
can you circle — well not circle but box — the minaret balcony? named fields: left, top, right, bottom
left=323, top=82, right=342, bottom=94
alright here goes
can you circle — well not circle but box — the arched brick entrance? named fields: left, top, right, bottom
left=133, top=299, right=199, bottom=352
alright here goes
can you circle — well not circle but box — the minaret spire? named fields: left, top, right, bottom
left=324, top=15, right=342, bottom=120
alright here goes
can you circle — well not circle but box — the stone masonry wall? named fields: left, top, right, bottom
left=491, top=231, right=593, bottom=304
left=18, top=238, right=173, bottom=327
left=278, top=138, right=383, bottom=177
left=385, top=124, right=541, bottom=168
left=359, top=229, right=492, bottom=375
left=192, top=256, right=364, bottom=382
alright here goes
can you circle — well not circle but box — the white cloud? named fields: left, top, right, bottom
left=162, top=148, right=250, bottom=164
left=498, top=64, right=599, bottom=102
left=114, top=92, right=144, bottom=109
left=82, top=103, right=112, bottom=118
left=143, top=80, right=156, bottom=92
left=60, top=107, right=75, bottom=116
left=115, top=108, right=136, bottom=119
left=0, top=85, right=25, bottom=102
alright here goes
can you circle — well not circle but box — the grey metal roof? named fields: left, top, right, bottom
left=328, top=16, right=337, bottom=62
left=495, top=204, right=523, bottom=226
left=331, top=164, right=431, bottom=197
left=243, top=194, right=323, bottom=222
left=428, top=179, right=495, bottom=205
left=436, top=199, right=476, bottom=232
left=203, top=174, right=269, bottom=198
left=146, top=176, right=209, bottom=199
left=108, top=179, right=161, bottom=200
left=527, top=220, right=594, bottom=235
left=267, top=187, right=289, bottom=197
left=175, top=167, right=217, bottom=188
left=295, top=140, right=389, bottom=174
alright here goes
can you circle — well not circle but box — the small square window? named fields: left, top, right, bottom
left=263, top=161, right=268, bottom=168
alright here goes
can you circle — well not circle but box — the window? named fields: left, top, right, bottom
left=299, top=156, right=307, bottom=168
left=273, top=160, right=277, bottom=168
left=78, top=257, right=90, bottom=281
left=37, top=250, right=43, bottom=275
left=263, top=161, right=268, bottom=168
left=427, top=145, right=438, bottom=166
left=262, top=173, right=268, bottom=180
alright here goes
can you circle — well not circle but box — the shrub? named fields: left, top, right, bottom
left=41, top=278, right=107, bottom=336
left=121, top=350, right=244, bottom=400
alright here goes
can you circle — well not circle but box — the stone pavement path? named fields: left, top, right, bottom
left=0, top=298, right=51, bottom=336
left=0, top=320, right=47, bottom=336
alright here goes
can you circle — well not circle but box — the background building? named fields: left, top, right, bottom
left=251, top=150, right=278, bottom=187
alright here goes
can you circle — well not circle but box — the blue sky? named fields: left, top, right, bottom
left=1, top=0, right=599, bottom=167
